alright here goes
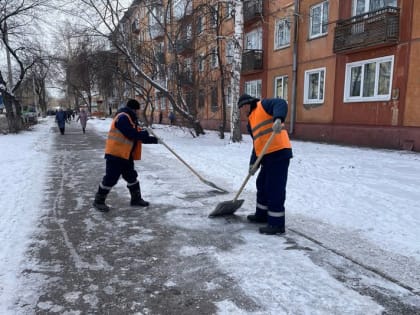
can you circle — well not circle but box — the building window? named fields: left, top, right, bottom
left=344, top=55, right=394, bottom=102
left=245, top=28, right=262, bottom=50
left=211, top=87, right=218, bottom=112
left=197, top=16, right=204, bottom=34
left=198, top=56, right=205, bottom=72
left=226, top=40, right=234, bottom=64
left=199, top=90, right=205, bottom=108
left=210, top=5, right=218, bottom=28
left=309, top=1, right=329, bottom=39
left=274, top=75, right=288, bottom=102
left=274, top=18, right=291, bottom=49
left=211, top=47, right=218, bottom=68
left=304, top=68, right=325, bottom=104
left=244, top=80, right=262, bottom=99
left=352, top=0, right=397, bottom=15
left=160, top=96, right=166, bottom=110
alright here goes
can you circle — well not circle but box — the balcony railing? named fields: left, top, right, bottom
left=179, top=71, right=194, bottom=85
left=241, top=49, right=263, bottom=73
left=175, top=39, right=194, bottom=54
left=333, top=6, right=400, bottom=53
left=244, top=0, right=263, bottom=22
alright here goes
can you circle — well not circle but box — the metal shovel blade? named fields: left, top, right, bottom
left=208, top=199, right=245, bottom=217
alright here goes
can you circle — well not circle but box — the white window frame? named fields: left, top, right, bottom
left=198, top=56, right=205, bottom=72
left=274, top=75, right=288, bottom=102
left=352, top=0, right=397, bottom=16
left=245, top=28, right=263, bottom=50
left=160, top=95, right=166, bottom=110
left=304, top=67, right=326, bottom=104
left=244, top=80, right=262, bottom=99
left=309, top=1, right=329, bottom=39
left=211, top=5, right=218, bottom=28
left=343, top=55, right=394, bottom=102
left=274, top=18, right=291, bottom=49
left=226, top=40, right=234, bottom=64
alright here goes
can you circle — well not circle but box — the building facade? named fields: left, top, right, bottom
left=121, top=0, right=420, bottom=151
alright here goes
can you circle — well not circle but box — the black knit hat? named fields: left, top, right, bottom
left=238, top=94, right=259, bottom=108
left=126, top=99, right=140, bottom=110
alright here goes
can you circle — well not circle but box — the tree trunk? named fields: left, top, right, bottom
left=230, top=0, right=244, bottom=142
left=2, top=91, right=23, bottom=133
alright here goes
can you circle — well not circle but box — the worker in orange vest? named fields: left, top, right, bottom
left=238, top=94, right=293, bottom=235
left=93, top=99, right=159, bottom=212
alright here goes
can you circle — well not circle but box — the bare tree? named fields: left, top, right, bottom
left=75, top=0, right=207, bottom=136
left=230, top=0, right=244, bottom=142
left=0, top=0, right=51, bottom=132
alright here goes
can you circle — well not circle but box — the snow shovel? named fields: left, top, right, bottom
left=208, top=131, right=277, bottom=217
left=146, top=127, right=228, bottom=193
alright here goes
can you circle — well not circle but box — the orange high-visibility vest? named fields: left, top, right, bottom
left=248, top=101, right=291, bottom=156
left=105, top=112, right=142, bottom=160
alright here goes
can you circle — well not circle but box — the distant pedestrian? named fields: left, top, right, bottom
left=168, top=111, right=175, bottom=125
left=77, top=108, right=88, bottom=134
left=93, top=99, right=160, bottom=212
left=237, top=94, right=293, bottom=235
left=55, top=108, right=67, bottom=135
left=159, top=111, right=163, bottom=124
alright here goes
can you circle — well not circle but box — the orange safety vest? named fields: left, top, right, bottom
left=105, top=112, right=142, bottom=160
left=248, top=101, right=291, bottom=156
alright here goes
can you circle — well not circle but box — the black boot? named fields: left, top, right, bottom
left=128, top=182, right=149, bottom=207
left=130, top=190, right=149, bottom=207
left=259, top=225, right=285, bottom=235
left=93, top=193, right=110, bottom=212
left=247, top=214, right=267, bottom=223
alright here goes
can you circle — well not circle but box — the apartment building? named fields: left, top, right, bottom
left=244, top=0, right=419, bottom=151
left=120, top=0, right=419, bottom=151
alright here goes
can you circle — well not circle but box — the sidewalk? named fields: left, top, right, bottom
left=11, top=119, right=420, bottom=314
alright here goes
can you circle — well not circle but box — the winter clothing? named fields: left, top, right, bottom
left=55, top=109, right=67, bottom=135
left=105, top=112, right=143, bottom=160
left=77, top=109, right=88, bottom=133
left=248, top=101, right=291, bottom=157
left=93, top=101, right=159, bottom=211
left=168, top=111, right=175, bottom=125
left=238, top=94, right=260, bottom=108
left=239, top=97, right=293, bottom=235
left=259, top=225, right=286, bottom=235
left=127, top=99, right=140, bottom=110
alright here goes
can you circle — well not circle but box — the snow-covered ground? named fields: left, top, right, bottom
left=0, top=116, right=419, bottom=314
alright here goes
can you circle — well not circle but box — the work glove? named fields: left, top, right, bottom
left=248, top=164, right=258, bottom=176
left=272, top=118, right=283, bottom=134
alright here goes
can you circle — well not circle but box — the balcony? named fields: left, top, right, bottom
left=244, top=0, right=263, bottom=23
left=179, top=71, right=194, bottom=85
left=333, top=6, right=400, bottom=53
left=155, top=52, right=164, bottom=64
left=241, top=49, right=263, bottom=73
left=175, top=38, right=194, bottom=54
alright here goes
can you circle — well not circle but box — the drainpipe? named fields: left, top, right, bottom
left=290, top=0, right=299, bottom=134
